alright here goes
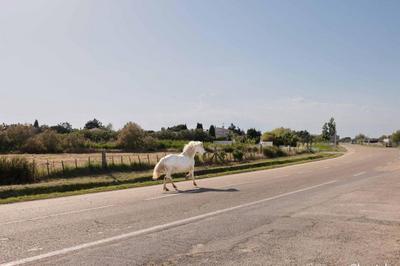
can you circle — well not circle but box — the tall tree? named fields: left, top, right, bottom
left=196, top=123, right=203, bottom=130
left=246, top=128, right=262, bottom=143
left=392, top=130, right=400, bottom=146
left=84, top=118, right=103, bottom=130
left=322, top=123, right=330, bottom=141
left=322, top=117, right=337, bottom=142
left=167, top=124, right=187, bottom=132
left=209, top=125, right=216, bottom=138
left=33, top=119, right=39, bottom=128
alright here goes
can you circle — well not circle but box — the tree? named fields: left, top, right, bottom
left=296, top=130, right=312, bottom=148
left=196, top=123, right=203, bottom=130
left=51, top=122, right=73, bottom=134
left=322, top=117, right=337, bottom=142
left=33, top=120, right=39, bottom=128
left=209, top=125, right=216, bottom=138
left=246, top=128, right=262, bottom=143
left=84, top=119, right=103, bottom=130
left=355, top=133, right=367, bottom=144
left=391, top=130, right=400, bottom=146
left=262, top=128, right=298, bottom=147
left=167, top=124, right=187, bottom=132
left=328, top=117, right=337, bottom=138
left=322, top=123, right=330, bottom=141
left=118, top=122, right=146, bottom=150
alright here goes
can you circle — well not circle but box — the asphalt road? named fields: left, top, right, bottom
left=1, top=145, right=400, bottom=266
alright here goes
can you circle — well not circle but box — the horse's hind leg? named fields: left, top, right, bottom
left=166, top=173, right=178, bottom=191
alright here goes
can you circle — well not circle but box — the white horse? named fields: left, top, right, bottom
left=153, top=141, right=206, bottom=191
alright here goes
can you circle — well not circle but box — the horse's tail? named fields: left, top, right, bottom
left=152, top=159, right=165, bottom=180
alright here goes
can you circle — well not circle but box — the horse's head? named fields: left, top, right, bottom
left=183, top=141, right=206, bottom=157
left=194, top=141, right=206, bottom=155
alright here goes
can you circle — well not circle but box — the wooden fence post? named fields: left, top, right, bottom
left=61, top=160, right=65, bottom=174
left=46, top=160, right=50, bottom=176
left=75, top=159, right=78, bottom=169
left=121, top=156, right=123, bottom=164
left=32, top=159, right=36, bottom=181
left=147, top=154, right=150, bottom=165
left=137, top=155, right=141, bottom=166
left=101, top=151, right=107, bottom=168
left=88, top=156, right=91, bottom=167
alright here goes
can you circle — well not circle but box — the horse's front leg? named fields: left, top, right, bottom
left=163, top=176, right=169, bottom=192
left=190, top=169, right=197, bottom=187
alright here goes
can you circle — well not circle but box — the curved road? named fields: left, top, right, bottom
left=1, top=145, right=400, bottom=265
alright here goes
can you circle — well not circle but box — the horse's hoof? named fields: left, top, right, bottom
left=163, top=188, right=169, bottom=192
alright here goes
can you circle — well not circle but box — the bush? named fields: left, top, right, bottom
left=62, top=132, right=87, bottom=152
left=118, top=122, right=146, bottom=151
left=5, top=124, right=36, bottom=150
left=232, top=149, right=244, bottom=161
left=0, top=131, right=12, bottom=152
left=22, top=136, right=46, bottom=153
left=223, top=146, right=234, bottom=153
left=0, top=157, right=35, bottom=185
left=263, top=146, right=286, bottom=158
left=38, top=130, right=63, bottom=153
left=142, top=136, right=159, bottom=151
left=83, top=128, right=116, bottom=143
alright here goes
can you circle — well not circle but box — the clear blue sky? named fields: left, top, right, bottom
left=1, top=0, right=399, bottom=137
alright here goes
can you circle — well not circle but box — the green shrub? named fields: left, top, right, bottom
left=263, top=146, right=286, bottom=158
left=0, top=157, right=35, bottom=185
left=223, top=146, right=234, bottom=153
left=62, top=132, right=88, bottom=152
left=118, top=122, right=146, bottom=151
left=22, top=136, right=46, bottom=153
left=155, top=139, right=187, bottom=150
left=232, top=149, right=244, bottom=161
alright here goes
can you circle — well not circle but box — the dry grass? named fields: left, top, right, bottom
left=0, top=152, right=175, bottom=173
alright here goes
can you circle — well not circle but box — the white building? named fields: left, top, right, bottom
left=215, top=127, right=230, bottom=139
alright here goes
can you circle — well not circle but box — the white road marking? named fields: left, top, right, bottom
left=353, top=171, right=366, bottom=177
left=1, top=180, right=337, bottom=266
left=0, top=205, right=114, bottom=226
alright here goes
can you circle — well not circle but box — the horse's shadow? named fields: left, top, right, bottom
left=175, top=187, right=239, bottom=194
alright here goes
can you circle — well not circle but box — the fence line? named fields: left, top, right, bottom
left=4, top=146, right=308, bottom=178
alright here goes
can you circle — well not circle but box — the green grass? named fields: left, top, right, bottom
left=313, top=143, right=346, bottom=152
left=0, top=152, right=342, bottom=204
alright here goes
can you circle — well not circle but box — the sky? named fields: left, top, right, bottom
left=0, top=0, right=399, bottom=137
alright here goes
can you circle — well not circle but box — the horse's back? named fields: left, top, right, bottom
left=161, top=154, right=193, bottom=172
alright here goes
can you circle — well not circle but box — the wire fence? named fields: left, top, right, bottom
left=1, top=146, right=310, bottom=180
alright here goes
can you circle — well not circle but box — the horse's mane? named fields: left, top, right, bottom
left=182, top=141, right=199, bottom=156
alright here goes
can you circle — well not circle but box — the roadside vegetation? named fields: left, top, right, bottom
left=0, top=117, right=346, bottom=202
left=0, top=152, right=340, bottom=204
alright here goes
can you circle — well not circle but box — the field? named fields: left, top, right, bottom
left=0, top=144, right=330, bottom=185
left=1, top=152, right=172, bottom=174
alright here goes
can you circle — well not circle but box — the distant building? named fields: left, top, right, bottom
left=383, top=138, right=392, bottom=147
left=260, top=141, right=273, bottom=147
left=215, top=127, right=230, bottom=139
